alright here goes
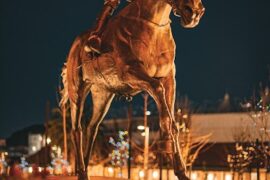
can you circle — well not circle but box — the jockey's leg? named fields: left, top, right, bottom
left=85, top=0, right=120, bottom=54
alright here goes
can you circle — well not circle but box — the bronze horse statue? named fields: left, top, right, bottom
left=60, top=0, right=205, bottom=179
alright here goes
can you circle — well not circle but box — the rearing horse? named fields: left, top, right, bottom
left=60, top=0, right=205, bottom=179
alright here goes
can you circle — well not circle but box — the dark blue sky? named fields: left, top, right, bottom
left=0, top=0, right=269, bottom=138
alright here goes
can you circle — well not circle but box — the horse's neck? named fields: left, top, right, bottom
left=121, top=0, right=172, bottom=26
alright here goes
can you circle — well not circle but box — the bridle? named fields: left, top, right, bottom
left=167, top=0, right=181, bottom=17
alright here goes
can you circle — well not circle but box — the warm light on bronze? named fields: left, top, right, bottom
left=60, top=0, right=205, bottom=179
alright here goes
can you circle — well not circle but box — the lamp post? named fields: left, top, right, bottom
left=143, top=94, right=149, bottom=180
left=44, top=101, right=50, bottom=170
left=62, top=104, right=68, bottom=161
left=127, top=103, right=132, bottom=179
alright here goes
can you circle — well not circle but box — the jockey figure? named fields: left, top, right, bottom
left=85, top=0, right=130, bottom=54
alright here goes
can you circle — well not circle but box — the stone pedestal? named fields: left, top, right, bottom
left=46, top=176, right=127, bottom=180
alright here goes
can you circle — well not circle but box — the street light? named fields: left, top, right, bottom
left=28, top=167, right=33, bottom=174
left=32, top=146, right=37, bottom=152
left=139, top=170, right=145, bottom=179
left=108, top=167, right=114, bottom=176
left=207, top=173, right=214, bottom=180
left=137, top=125, right=145, bottom=130
left=152, top=170, right=159, bottom=179
left=182, top=114, right=188, bottom=119
left=191, top=172, right=198, bottom=180
left=225, top=173, right=232, bottom=180
left=46, top=137, right=51, bottom=144
left=141, top=132, right=146, bottom=136
left=137, top=124, right=150, bottom=180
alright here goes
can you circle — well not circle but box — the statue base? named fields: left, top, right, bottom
left=46, top=176, right=127, bottom=180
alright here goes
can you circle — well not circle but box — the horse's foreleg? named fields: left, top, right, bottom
left=125, top=66, right=189, bottom=180
left=161, top=69, right=189, bottom=180
left=70, top=84, right=90, bottom=180
left=84, top=87, right=115, bottom=168
left=125, top=65, right=175, bottom=139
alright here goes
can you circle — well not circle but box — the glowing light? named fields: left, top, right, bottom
left=32, top=146, right=37, bottom=152
left=137, top=125, right=145, bottom=130
left=141, top=132, right=146, bottom=136
left=191, top=172, right=197, bottom=180
left=52, top=145, right=57, bottom=151
left=57, top=147, right=62, bottom=156
left=46, top=166, right=53, bottom=175
left=183, top=114, right=188, bottom=119
left=28, top=167, right=33, bottom=173
left=152, top=171, right=159, bottom=179
left=251, top=172, right=257, bottom=180
left=67, top=165, right=72, bottom=174
left=46, top=137, right=52, bottom=144
left=39, top=136, right=43, bottom=141
left=38, top=167, right=42, bottom=172
left=139, top=170, right=145, bottom=178
left=109, top=131, right=129, bottom=166
left=207, top=173, right=214, bottom=180
left=108, top=167, right=114, bottom=174
left=146, top=111, right=151, bottom=116
left=225, top=174, right=232, bottom=180
left=246, top=102, right=252, bottom=108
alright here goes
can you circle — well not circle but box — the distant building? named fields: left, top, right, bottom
left=0, top=139, right=6, bottom=147
left=28, top=133, right=45, bottom=155
left=6, top=125, right=45, bottom=160
left=98, top=112, right=270, bottom=179
left=102, top=112, right=270, bottom=168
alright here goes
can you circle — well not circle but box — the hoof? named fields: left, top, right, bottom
left=78, top=171, right=89, bottom=180
left=175, top=172, right=190, bottom=180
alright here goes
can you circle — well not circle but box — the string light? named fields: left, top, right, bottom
left=109, top=131, right=129, bottom=167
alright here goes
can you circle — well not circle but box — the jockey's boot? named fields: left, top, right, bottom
left=85, top=0, right=120, bottom=54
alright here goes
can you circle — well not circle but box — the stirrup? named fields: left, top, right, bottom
left=84, top=45, right=101, bottom=54
left=84, top=35, right=102, bottom=54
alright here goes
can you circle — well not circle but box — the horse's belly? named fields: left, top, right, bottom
left=82, top=54, right=134, bottom=93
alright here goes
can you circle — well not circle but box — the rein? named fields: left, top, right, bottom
left=119, top=0, right=174, bottom=27
left=166, top=0, right=180, bottom=17
left=119, top=15, right=171, bottom=27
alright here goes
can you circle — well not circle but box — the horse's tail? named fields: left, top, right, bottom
left=59, top=63, right=69, bottom=108
left=59, top=37, right=82, bottom=108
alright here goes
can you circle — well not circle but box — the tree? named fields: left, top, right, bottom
left=47, top=106, right=111, bottom=173
left=229, top=85, right=270, bottom=180
left=175, top=96, right=211, bottom=173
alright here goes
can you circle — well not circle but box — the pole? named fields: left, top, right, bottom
left=44, top=101, right=50, bottom=168
left=256, top=139, right=260, bottom=180
left=144, top=127, right=149, bottom=180
left=143, top=94, right=149, bottom=180
left=127, top=103, right=132, bottom=179
left=159, top=119, right=163, bottom=180
left=62, top=104, right=68, bottom=161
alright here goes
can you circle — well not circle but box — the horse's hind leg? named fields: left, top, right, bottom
left=84, top=86, right=115, bottom=168
left=70, top=83, right=90, bottom=180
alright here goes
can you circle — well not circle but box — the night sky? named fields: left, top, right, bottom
left=0, top=0, right=269, bottom=138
